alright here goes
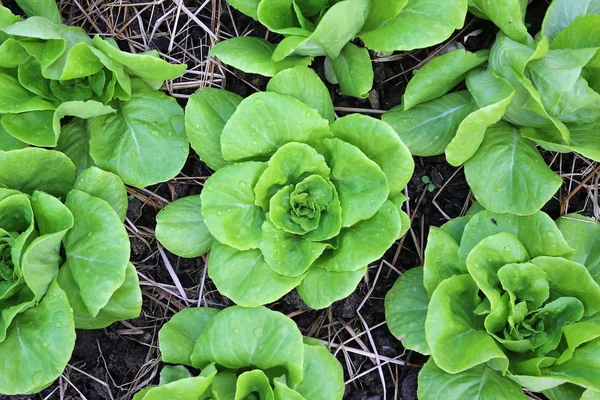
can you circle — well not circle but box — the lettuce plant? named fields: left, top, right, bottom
left=385, top=206, right=600, bottom=399
left=133, top=306, right=345, bottom=400
left=0, top=148, right=142, bottom=395
left=0, top=1, right=189, bottom=188
left=383, top=0, right=600, bottom=215
left=156, top=66, right=413, bottom=308
left=210, top=0, right=470, bottom=98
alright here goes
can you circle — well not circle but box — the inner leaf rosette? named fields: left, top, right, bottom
left=160, top=67, right=414, bottom=309
left=132, top=306, right=345, bottom=400
left=385, top=207, right=600, bottom=400
left=0, top=148, right=141, bottom=395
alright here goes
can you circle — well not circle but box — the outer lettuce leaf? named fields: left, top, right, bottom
left=89, top=79, right=189, bottom=188
left=382, top=91, right=474, bottom=157
left=464, top=123, right=562, bottom=215
left=359, top=0, right=468, bottom=52
left=402, top=49, right=488, bottom=110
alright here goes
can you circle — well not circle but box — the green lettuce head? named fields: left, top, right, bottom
left=383, top=0, right=600, bottom=215
left=0, top=4, right=189, bottom=188
left=210, top=0, right=469, bottom=98
left=385, top=206, right=600, bottom=399
left=0, top=148, right=141, bottom=395
left=156, top=67, right=414, bottom=309
left=133, top=306, right=345, bottom=400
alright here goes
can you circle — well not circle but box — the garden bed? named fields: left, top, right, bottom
left=1, top=0, right=598, bottom=398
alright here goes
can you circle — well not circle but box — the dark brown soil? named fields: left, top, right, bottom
left=2, top=1, right=597, bottom=400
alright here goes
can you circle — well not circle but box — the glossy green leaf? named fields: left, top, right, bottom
left=92, top=36, right=186, bottom=87
left=464, top=123, right=562, bottom=215
left=290, top=0, right=370, bottom=58
left=191, top=306, right=304, bottom=387
left=159, top=365, right=192, bottom=385
left=0, top=123, right=27, bottom=151
left=316, top=138, right=388, bottom=227
left=89, top=79, right=189, bottom=188
left=74, top=166, right=128, bottom=221
left=226, top=0, right=261, bottom=19
left=384, top=266, right=430, bottom=354
left=0, top=38, right=29, bottom=68
left=267, top=66, right=334, bottom=123
left=0, top=72, right=56, bottom=113
left=0, top=148, right=75, bottom=198
left=417, top=359, right=527, bottom=400
left=556, top=215, right=600, bottom=283
left=17, top=56, right=54, bottom=100
left=297, top=265, right=367, bottom=309
left=209, top=37, right=312, bottom=77
left=140, top=364, right=217, bottom=400
left=260, top=220, right=328, bottom=277
left=359, top=0, right=468, bottom=52
left=58, top=262, right=142, bottom=329
left=158, top=307, right=219, bottom=366
left=253, top=142, right=330, bottom=210
left=382, top=91, right=474, bottom=156
left=220, top=92, right=331, bottom=162
left=445, top=70, right=515, bottom=166
left=331, top=114, right=413, bottom=196
left=208, top=242, right=304, bottom=306
left=547, top=338, right=600, bottom=391
left=329, top=42, right=373, bottom=99
left=531, top=256, right=600, bottom=316
left=0, top=280, right=75, bottom=395
left=314, top=200, right=400, bottom=272
left=458, top=210, right=573, bottom=264
left=235, top=370, right=274, bottom=400
left=422, top=227, right=462, bottom=296
left=54, top=118, right=94, bottom=174
left=468, top=0, right=527, bottom=43
left=201, top=162, right=266, bottom=251
left=361, top=0, right=407, bottom=32
left=1, top=110, right=55, bottom=147
left=295, top=339, right=345, bottom=400
left=21, top=191, right=73, bottom=300
left=156, top=196, right=215, bottom=258
left=185, top=88, right=242, bottom=171
left=426, top=274, right=508, bottom=374
left=63, top=190, right=129, bottom=317
left=541, top=0, right=600, bottom=43
left=403, top=49, right=488, bottom=110
left=15, top=0, right=61, bottom=23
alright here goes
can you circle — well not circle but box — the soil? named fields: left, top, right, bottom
left=2, top=0, right=598, bottom=399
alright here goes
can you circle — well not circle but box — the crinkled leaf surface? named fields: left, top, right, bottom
left=426, top=274, right=508, bottom=374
